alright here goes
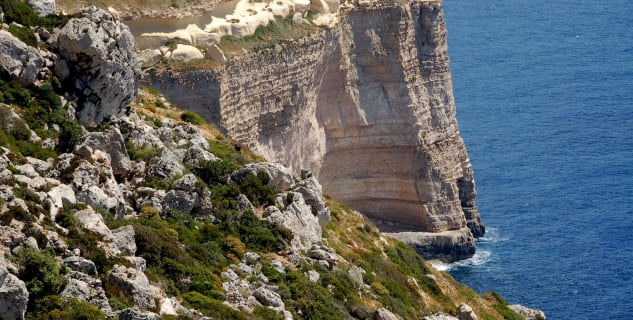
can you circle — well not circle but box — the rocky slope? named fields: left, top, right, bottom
left=144, top=0, right=484, bottom=262
left=0, top=1, right=546, bottom=319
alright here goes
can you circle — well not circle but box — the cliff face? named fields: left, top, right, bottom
left=145, top=0, right=484, bottom=261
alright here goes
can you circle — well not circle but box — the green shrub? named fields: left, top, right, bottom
left=12, top=247, right=67, bottom=312
left=191, top=159, right=238, bottom=186
left=56, top=120, right=83, bottom=153
left=8, top=23, right=37, bottom=47
left=126, top=142, right=163, bottom=162
left=180, top=111, right=206, bottom=125
left=236, top=171, right=276, bottom=206
left=219, top=210, right=291, bottom=253
left=55, top=209, right=115, bottom=273
left=182, top=291, right=247, bottom=320
left=253, top=306, right=284, bottom=320
left=0, top=0, right=71, bottom=30
left=26, top=296, right=107, bottom=320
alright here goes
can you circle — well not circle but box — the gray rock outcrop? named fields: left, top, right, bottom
left=61, top=271, right=111, bottom=314
left=384, top=228, right=476, bottom=262
left=0, top=30, right=43, bottom=86
left=0, top=266, right=29, bottom=320
left=457, top=303, right=478, bottom=320
left=53, top=6, right=141, bottom=127
left=79, top=129, right=131, bottom=179
left=26, top=0, right=56, bottom=16
left=508, top=304, right=546, bottom=320
left=265, top=192, right=322, bottom=251
left=107, top=264, right=155, bottom=310
left=374, top=307, right=402, bottom=320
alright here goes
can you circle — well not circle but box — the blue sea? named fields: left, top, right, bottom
left=442, top=0, right=633, bottom=319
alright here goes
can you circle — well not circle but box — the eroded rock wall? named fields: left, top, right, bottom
left=144, top=0, right=484, bottom=261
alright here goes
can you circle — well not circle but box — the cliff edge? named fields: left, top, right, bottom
left=145, top=0, right=484, bottom=262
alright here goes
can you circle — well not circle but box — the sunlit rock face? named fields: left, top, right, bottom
left=145, top=0, right=484, bottom=262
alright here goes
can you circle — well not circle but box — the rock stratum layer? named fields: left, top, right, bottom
left=145, top=0, right=484, bottom=262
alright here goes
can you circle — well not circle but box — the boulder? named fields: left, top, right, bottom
left=63, top=256, right=98, bottom=275
left=206, top=43, right=226, bottom=63
left=47, top=183, right=76, bottom=219
left=111, top=225, right=136, bottom=256
left=0, top=266, right=29, bottom=320
left=307, top=244, right=338, bottom=269
left=265, top=192, right=322, bottom=251
left=61, top=271, right=111, bottom=314
left=384, top=228, right=476, bottom=263
left=374, top=308, right=402, bottom=320
left=124, top=256, right=147, bottom=272
left=136, top=49, right=163, bottom=68
left=172, top=174, right=199, bottom=193
left=457, top=303, right=478, bottom=320
left=163, top=190, right=199, bottom=215
left=148, top=149, right=184, bottom=180
left=79, top=129, right=131, bottom=178
left=117, top=307, right=158, bottom=320
left=182, top=146, right=217, bottom=167
left=252, top=286, right=284, bottom=308
left=422, top=314, right=459, bottom=320
left=53, top=6, right=141, bottom=127
left=107, top=265, right=156, bottom=310
left=26, top=0, right=56, bottom=16
left=508, top=304, right=546, bottom=320
left=170, top=44, right=203, bottom=61
left=235, top=194, right=255, bottom=214
left=294, top=174, right=330, bottom=227
left=73, top=207, right=114, bottom=240
left=348, top=265, right=366, bottom=290
left=231, top=162, right=296, bottom=191
left=0, top=30, right=43, bottom=86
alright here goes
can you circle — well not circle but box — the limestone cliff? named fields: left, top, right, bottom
left=144, top=0, right=484, bottom=262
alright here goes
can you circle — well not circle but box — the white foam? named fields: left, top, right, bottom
left=477, top=227, right=509, bottom=244
left=429, top=250, right=492, bottom=272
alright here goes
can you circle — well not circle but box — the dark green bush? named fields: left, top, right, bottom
left=0, top=0, right=71, bottom=30
left=192, top=159, right=238, bottom=186
left=237, top=171, right=276, bottom=206
left=26, top=296, right=107, bottom=320
left=8, top=23, right=37, bottom=47
left=55, top=209, right=115, bottom=273
left=253, top=306, right=284, bottom=320
left=126, top=142, right=163, bottom=162
left=12, top=247, right=67, bottom=312
left=182, top=291, right=247, bottom=320
left=180, top=111, right=206, bottom=125
left=219, top=210, right=291, bottom=253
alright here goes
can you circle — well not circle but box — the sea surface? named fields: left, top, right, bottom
left=442, top=0, right=633, bottom=319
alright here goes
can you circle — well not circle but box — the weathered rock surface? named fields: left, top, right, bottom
left=54, top=6, right=141, bottom=127
left=79, top=129, right=131, bottom=179
left=508, top=304, right=546, bottom=320
left=374, top=307, right=402, bottom=320
left=0, top=30, right=43, bottom=86
left=107, top=264, right=156, bottom=310
left=384, top=228, right=475, bottom=262
left=26, top=0, right=56, bottom=16
left=144, top=1, right=484, bottom=261
left=265, top=192, right=322, bottom=251
left=61, top=271, right=111, bottom=314
left=0, top=266, right=29, bottom=320
left=457, top=303, right=478, bottom=320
